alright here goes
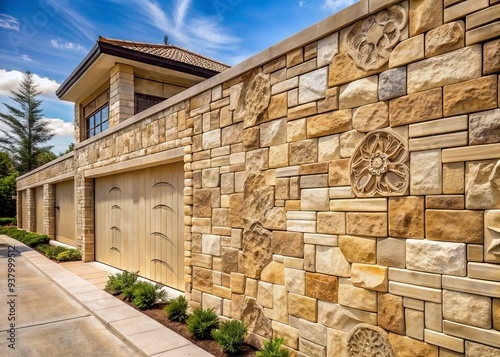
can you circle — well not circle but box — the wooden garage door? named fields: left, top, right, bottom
left=21, top=190, right=28, bottom=230
left=55, top=180, right=76, bottom=245
left=95, top=161, right=184, bottom=290
left=35, top=186, right=44, bottom=234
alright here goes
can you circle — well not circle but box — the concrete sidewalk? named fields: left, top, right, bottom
left=0, top=235, right=213, bottom=357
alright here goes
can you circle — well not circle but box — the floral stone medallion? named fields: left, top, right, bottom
left=346, top=4, right=407, bottom=70
left=350, top=129, right=409, bottom=197
left=347, top=324, right=395, bottom=357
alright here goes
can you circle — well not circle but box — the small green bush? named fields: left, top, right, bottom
left=121, top=280, right=167, bottom=309
left=187, top=307, right=219, bottom=339
left=165, top=295, right=189, bottom=322
left=45, top=245, right=66, bottom=259
left=1, top=227, right=49, bottom=247
left=105, top=271, right=139, bottom=295
left=212, top=319, right=248, bottom=354
left=0, top=217, right=16, bottom=226
left=55, top=249, right=82, bottom=261
left=256, top=338, right=289, bottom=357
left=36, top=244, right=52, bottom=255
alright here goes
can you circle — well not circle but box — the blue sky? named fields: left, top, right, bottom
left=0, top=0, right=357, bottom=154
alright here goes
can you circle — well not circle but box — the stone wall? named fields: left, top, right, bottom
left=17, top=154, right=74, bottom=190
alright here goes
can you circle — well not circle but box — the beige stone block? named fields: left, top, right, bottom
left=286, top=211, right=316, bottom=220
left=389, top=34, right=425, bottom=68
left=444, top=145, right=500, bottom=164
left=327, top=329, right=348, bottom=357
left=299, top=67, right=327, bottom=104
left=257, top=281, right=273, bottom=308
left=301, top=188, right=329, bottom=211
left=425, top=21, right=465, bottom=58
left=330, top=198, right=387, bottom=212
left=193, top=267, right=213, bottom=293
left=409, top=116, right=468, bottom=138
left=272, top=77, right=298, bottom=96
left=484, top=39, right=500, bottom=75
left=351, top=263, right=388, bottom=292
left=272, top=231, right=304, bottom=258
left=346, top=212, right=387, bottom=237
left=410, top=0, right=443, bottom=36
left=268, top=93, right=287, bottom=120
left=288, top=102, right=317, bottom=121
left=299, top=319, right=327, bottom=346
left=338, top=278, right=377, bottom=312
left=305, top=272, right=338, bottom=303
left=287, top=48, right=303, bottom=67
left=339, top=129, right=365, bottom=158
left=260, top=118, right=286, bottom=147
left=289, top=138, right=317, bottom=165
left=404, top=297, right=425, bottom=311
left=445, top=321, right=500, bottom=349
left=389, top=281, right=442, bottom=303
left=469, top=109, right=500, bottom=146
left=202, top=294, right=223, bottom=315
left=272, top=321, right=298, bottom=349
left=468, top=244, right=483, bottom=262
left=329, top=186, right=355, bottom=199
left=378, top=293, right=405, bottom=334
left=389, top=88, right=442, bottom=127
left=317, top=212, right=345, bottom=235
left=329, top=52, right=385, bottom=87
left=444, top=75, right=497, bottom=117
left=260, top=261, right=284, bottom=285
left=425, top=330, right=464, bottom=353
left=425, top=195, right=464, bottom=209
left=318, top=87, right=339, bottom=113
left=306, top=110, right=351, bottom=138
left=377, top=237, right=406, bottom=268
left=289, top=58, right=317, bottom=79
left=465, top=341, right=500, bottom=357
left=269, top=144, right=289, bottom=169
left=444, top=0, right=489, bottom=22
left=284, top=257, right=304, bottom=270
left=213, top=285, right=231, bottom=300
left=389, top=196, right=425, bottom=238
left=304, top=244, right=315, bottom=272
left=426, top=209, right=483, bottom=243
left=191, top=253, right=212, bottom=269
left=339, top=76, right=378, bottom=109
left=406, top=309, right=425, bottom=340
left=425, top=302, right=443, bottom=332
left=303, top=233, right=338, bottom=246
left=245, top=278, right=258, bottom=298
left=317, top=31, right=339, bottom=67
left=338, top=235, right=376, bottom=264
left=230, top=273, right=246, bottom=294
left=443, top=162, right=465, bottom=194
left=388, top=267, right=442, bottom=289
left=328, top=159, right=350, bottom=186
left=389, top=333, right=439, bottom=356
left=409, top=131, right=468, bottom=152
left=319, top=300, right=377, bottom=333
left=299, top=338, right=325, bottom=356
left=316, top=246, right=350, bottom=277
left=406, top=239, right=466, bottom=276
left=444, top=290, right=491, bottom=329
left=485, top=210, right=500, bottom=264
left=300, top=174, right=328, bottom=188
left=300, top=162, right=329, bottom=175
left=494, top=299, right=500, bottom=331
left=410, top=150, right=442, bottom=195
left=442, top=275, right=500, bottom=298
left=352, top=102, right=389, bottom=132
left=287, top=119, right=306, bottom=143
left=469, top=262, right=500, bottom=282
left=287, top=219, right=316, bottom=233
left=288, top=293, right=317, bottom=322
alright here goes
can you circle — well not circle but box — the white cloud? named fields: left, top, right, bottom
left=50, top=39, right=86, bottom=52
left=43, top=118, right=74, bottom=136
left=322, top=0, right=358, bottom=12
left=0, top=14, right=19, bottom=31
left=21, top=54, right=34, bottom=62
left=0, top=69, right=60, bottom=99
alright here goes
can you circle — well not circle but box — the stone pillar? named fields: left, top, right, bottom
left=109, top=63, right=134, bottom=127
left=26, top=188, right=36, bottom=232
left=74, top=104, right=81, bottom=144
left=43, top=184, right=55, bottom=238
left=16, top=190, right=22, bottom=229
left=76, top=172, right=94, bottom=262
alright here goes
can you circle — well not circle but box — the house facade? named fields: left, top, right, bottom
left=17, top=1, right=500, bottom=356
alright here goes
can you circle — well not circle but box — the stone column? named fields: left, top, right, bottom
left=76, top=172, right=94, bottom=262
left=26, top=188, right=36, bottom=232
left=43, top=184, right=55, bottom=238
left=109, top=63, right=134, bottom=127
left=16, top=190, right=22, bottom=229
left=74, top=104, right=82, bottom=144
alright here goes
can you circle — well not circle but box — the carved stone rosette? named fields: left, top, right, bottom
left=350, top=129, right=409, bottom=197
left=346, top=4, right=408, bottom=70
left=347, top=324, right=395, bottom=357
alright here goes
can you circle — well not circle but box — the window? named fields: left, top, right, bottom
left=86, top=105, right=109, bottom=138
left=135, top=93, right=164, bottom=114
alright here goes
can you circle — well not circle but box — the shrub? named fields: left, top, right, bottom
left=36, top=244, right=52, bottom=255
left=256, top=338, right=289, bottom=357
left=212, top=319, right=248, bottom=354
left=0, top=227, right=49, bottom=247
left=121, top=280, right=167, bottom=309
left=105, top=271, right=138, bottom=295
left=187, top=307, right=219, bottom=339
left=0, top=217, right=16, bottom=226
left=45, top=245, right=66, bottom=259
left=55, top=249, right=82, bottom=261
left=165, top=295, right=189, bottom=322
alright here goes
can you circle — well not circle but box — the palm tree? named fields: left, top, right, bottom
left=0, top=71, right=54, bottom=174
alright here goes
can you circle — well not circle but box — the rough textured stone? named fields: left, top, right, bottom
left=466, top=160, right=500, bottom=210
left=242, top=297, right=272, bottom=338
left=338, top=235, right=376, bottom=264
left=410, top=0, right=442, bottom=36
left=246, top=148, right=269, bottom=171
left=485, top=210, right=500, bottom=264
left=465, top=342, right=500, bottom=357
left=389, top=88, right=442, bottom=127
left=202, top=234, right=221, bottom=256
left=222, top=122, right=243, bottom=146
left=301, top=188, right=329, bottom=211
left=444, top=162, right=465, bottom=195
left=287, top=118, right=306, bottom=141
left=378, top=293, right=405, bottom=334
left=318, top=134, right=340, bottom=162
left=306, top=110, right=351, bottom=138
left=268, top=143, right=289, bottom=169
left=268, top=93, right=287, bottom=120
left=272, top=231, right=304, bottom=258
left=425, top=195, right=464, bottom=210
left=243, top=171, right=274, bottom=227
left=234, top=69, right=271, bottom=127
left=193, top=267, right=213, bottom=293
left=257, top=281, right=273, bottom=308
left=327, top=329, right=348, bottom=357
left=379, top=67, right=406, bottom=101
left=305, top=272, right=338, bottom=303
left=425, top=21, right=464, bottom=58
left=272, top=321, right=298, bottom=350
left=221, top=247, right=238, bottom=273
left=494, top=299, right=500, bottom=331
left=353, top=102, right=389, bottom=132
left=329, top=52, right=383, bottom=87
left=318, top=301, right=376, bottom=332
left=241, top=223, right=273, bottom=279
left=389, top=196, right=425, bottom=238
left=377, top=237, right=406, bottom=268
left=243, top=127, right=259, bottom=150
left=338, top=279, right=377, bottom=312
left=405, top=309, right=424, bottom=340
left=316, top=246, right=351, bottom=277
left=410, top=150, right=442, bottom=195
left=484, top=39, right=500, bottom=75
left=389, top=333, right=438, bottom=357
left=284, top=268, right=305, bottom=295
left=469, top=109, right=500, bottom=145
left=288, top=293, right=317, bottom=322
left=300, top=338, right=325, bottom=356
left=408, top=45, right=481, bottom=94
left=329, top=159, right=350, bottom=186
left=263, top=207, right=286, bottom=231
left=389, top=35, right=425, bottom=68
left=346, top=212, right=387, bottom=237
left=443, top=290, right=492, bottom=328
left=260, top=118, right=286, bottom=147
left=317, top=212, right=346, bottom=235
left=230, top=273, right=246, bottom=294
left=193, top=189, right=212, bottom=218
left=289, top=139, right=318, bottom=165
left=339, top=129, right=365, bottom=158
left=351, top=264, right=388, bottom=292
left=299, top=67, right=327, bottom=104
left=317, top=32, right=339, bottom=67
left=406, top=239, right=466, bottom=276
left=426, top=210, right=483, bottom=243
left=339, top=76, right=378, bottom=110
left=229, top=193, right=244, bottom=228
left=260, top=261, right=285, bottom=285
left=443, top=75, right=497, bottom=117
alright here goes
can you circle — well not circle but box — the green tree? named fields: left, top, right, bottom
left=0, top=71, right=54, bottom=174
left=59, top=142, right=74, bottom=156
left=0, top=151, right=17, bottom=217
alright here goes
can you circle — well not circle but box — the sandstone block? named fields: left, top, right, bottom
left=405, top=309, right=424, bottom=340
left=201, top=234, right=221, bottom=256
left=406, top=239, right=466, bottom=276
left=351, top=264, right=388, bottom=292
left=288, top=102, right=316, bottom=120
left=379, top=67, right=406, bottom=101
left=469, top=109, right=500, bottom=145
left=289, top=139, right=318, bottom=165
left=389, top=34, right=425, bottom=68
left=410, top=150, right=442, bottom=195
left=261, top=261, right=285, bottom=285
left=484, top=210, right=500, bottom=264
left=338, top=235, right=376, bottom=264
left=339, top=76, right=378, bottom=109
left=389, top=196, right=425, bottom=238
left=378, top=293, right=405, bottom=334
left=221, top=247, right=238, bottom=273
left=329, top=159, right=350, bottom=186
left=246, top=148, right=269, bottom=171
left=339, top=129, right=365, bottom=158
left=305, top=272, right=338, bottom=303
left=443, top=75, right=497, bottom=117
left=193, top=189, right=212, bottom=217
left=317, top=31, right=338, bottom=67
left=202, top=129, right=221, bottom=150
left=318, top=300, right=377, bottom=332
left=242, top=297, right=273, bottom=338
left=272, top=321, right=298, bottom=349
left=202, top=167, right=220, bottom=188
left=425, top=21, right=464, bottom=58
left=234, top=69, right=271, bottom=128
left=272, top=231, right=304, bottom=258
left=346, top=212, right=387, bottom=237
left=243, top=127, right=259, bottom=150
left=353, top=102, right=389, bottom=132
left=466, top=160, right=500, bottom=210
left=389, top=333, right=438, bottom=357
left=299, top=67, right=327, bottom=104
left=443, top=290, right=492, bottom=328
left=426, top=209, right=483, bottom=243
left=327, top=329, right=348, bottom=357
left=268, top=143, right=289, bottom=169
left=230, top=273, right=246, bottom=294
left=377, top=237, right=406, bottom=268
left=329, top=52, right=383, bottom=87
left=284, top=268, right=305, bottom=295
left=444, top=162, right=465, bottom=194
left=287, top=118, right=306, bottom=142
left=317, top=212, right=346, bottom=235
left=222, top=122, right=243, bottom=146
left=241, top=223, right=273, bottom=279
left=425, top=195, right=464, bottom=209
left=288, top=293, right=317, bottom=322
left=299, top=318, right=327, bottom=346
left=318, top=86, right=339, bottom=113
left=316, top=246, right=350, bottom=277
left=494, top=299, right=500, bottom=331
left=338, top=278, right=377, bottom=312
left=193, top=267, right=213, bottom=293
left=306, top=110, right=352, bottom=138
left=389, top=88, right=442, bottom=127
left=484, top=39, right=500, bottom=75
left=268, top=93, right=287, bottom=120
left=300, top=338, right=325, bottom=356
left=260, top=118, right=286, bottom=147
left=301, top=188, right=329, bottom=211
left=425, top=302, right=442, bottom=332
left=304, top=244, right=315, bottom=272
left=257, top=281, right=273, bottom=308
left=410, top=0, right=443, bottom=36
left=465, top=341, right=500, bottom=357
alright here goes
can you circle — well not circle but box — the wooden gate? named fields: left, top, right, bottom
left=55, top=180, right=76, bottom=245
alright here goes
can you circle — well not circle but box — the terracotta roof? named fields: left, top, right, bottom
left=99, top=36, right=230, bottom=73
